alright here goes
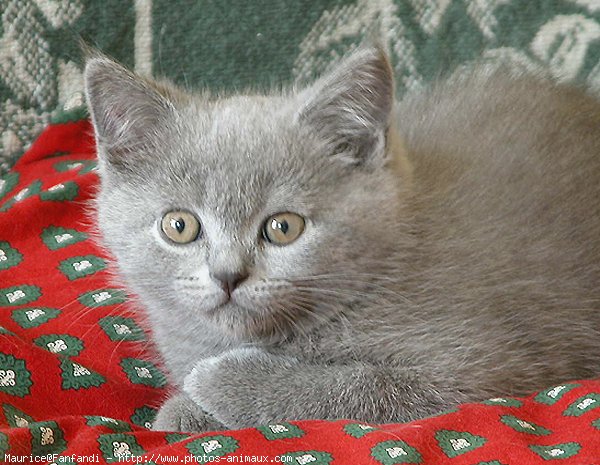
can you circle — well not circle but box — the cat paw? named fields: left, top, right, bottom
left=188, top=347, right=266, bottom=378
left=152, top=392, right=227, bottom=433
left=183, top=347, right=274, bottom=427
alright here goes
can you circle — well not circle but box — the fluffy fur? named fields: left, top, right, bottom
left=84, top=47, right=600, bottom=432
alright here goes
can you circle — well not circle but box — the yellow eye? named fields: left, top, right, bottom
left=161, top=210, right=201, bottom=244
left=262, top=212, right=305, bottom=245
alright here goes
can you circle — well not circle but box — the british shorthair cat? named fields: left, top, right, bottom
left=84, top=46, right=600, bottom=432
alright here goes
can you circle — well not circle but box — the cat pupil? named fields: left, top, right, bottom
left=171, top=218, right=185, bottom=233
left=275, top=219, right=289, bottom=234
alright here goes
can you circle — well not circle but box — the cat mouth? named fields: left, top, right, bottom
left=210, top=295, right=248, bottom=313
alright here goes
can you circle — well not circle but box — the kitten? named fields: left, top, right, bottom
left=84, top=46, right=600, bottom=432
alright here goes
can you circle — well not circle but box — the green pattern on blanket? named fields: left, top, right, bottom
left=1, top=0, right=600, bottom=174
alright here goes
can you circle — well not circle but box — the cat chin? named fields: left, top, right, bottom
left=208, top=312, right=282, bottom=342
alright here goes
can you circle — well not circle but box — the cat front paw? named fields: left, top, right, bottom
left=152, top=392, right=227, bottom=433
left=183, top=347, right=275, bottom=428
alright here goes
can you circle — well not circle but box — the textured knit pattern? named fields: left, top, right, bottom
left=1, top=1, right=600, bottom=174
left=0, top=120, right=599, bottom=464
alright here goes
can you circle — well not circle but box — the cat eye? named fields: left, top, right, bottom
left=161, top=210, right=201, bottom=244
left=262, top=212, right=305, bottom=245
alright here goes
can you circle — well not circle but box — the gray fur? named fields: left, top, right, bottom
left=85, top=47, right=600, bottom=431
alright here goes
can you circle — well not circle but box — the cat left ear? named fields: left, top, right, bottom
left=296, top=46, right=395, bottom=169
left=84, top=55, right=176, bottom=173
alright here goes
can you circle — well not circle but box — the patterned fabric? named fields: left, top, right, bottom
left=1, top=119, right=600, bottom=464
left=2, top=1, right=600, bottom=174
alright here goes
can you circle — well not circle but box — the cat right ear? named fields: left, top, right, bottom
left=84, top=55, right=175, bottom=172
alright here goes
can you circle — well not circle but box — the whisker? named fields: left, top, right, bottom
left=291, top=276, right=413, bottom=305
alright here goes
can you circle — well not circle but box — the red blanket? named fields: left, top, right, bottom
left=0, top=120, right=598, bottom=464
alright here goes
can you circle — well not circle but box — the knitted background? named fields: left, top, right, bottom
left=2, top=0, right=600, bottom=174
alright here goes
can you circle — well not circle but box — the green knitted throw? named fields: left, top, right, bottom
left=1, top=0, right=599, bottom=174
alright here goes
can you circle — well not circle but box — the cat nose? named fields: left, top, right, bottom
left=210, top=270, right=249, bottom=296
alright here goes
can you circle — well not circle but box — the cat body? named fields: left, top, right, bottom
left=84, top=47, right=600, bottom=432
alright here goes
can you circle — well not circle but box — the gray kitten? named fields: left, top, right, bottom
left=84, top=47, right=600, bottom=432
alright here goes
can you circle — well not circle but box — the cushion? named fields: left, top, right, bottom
left=0, top=120, right=599, bottom=464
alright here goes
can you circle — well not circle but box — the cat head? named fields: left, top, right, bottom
left=85, top=47, right=412, bottom=342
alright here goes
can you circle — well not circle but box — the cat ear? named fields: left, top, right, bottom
left=84, top=55, right=176, bottom=172
left=297, top=46, right=395, bottom=168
